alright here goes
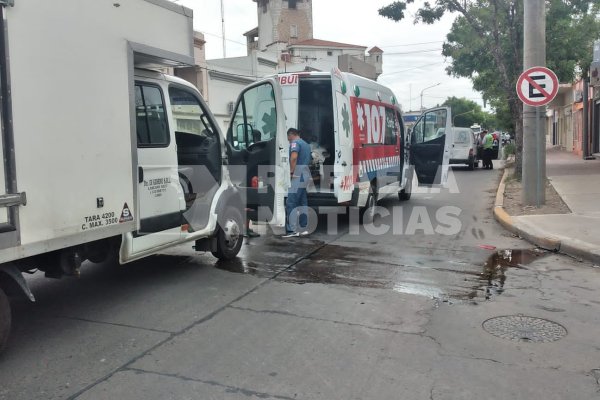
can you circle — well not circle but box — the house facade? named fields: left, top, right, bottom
left=547, top=78, right=597, bottom=156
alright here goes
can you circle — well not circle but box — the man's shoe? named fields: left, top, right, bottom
left=246, top=229, right=260, bottom=238
left=282, top=232, right=300, bottom=238
left=299, top=231, right=310, bottom=236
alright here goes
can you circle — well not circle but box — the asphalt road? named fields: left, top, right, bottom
left=1, top=160, right=600, bottom=400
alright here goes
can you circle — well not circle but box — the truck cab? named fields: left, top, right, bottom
left=121, top=70, right=244, bottom=263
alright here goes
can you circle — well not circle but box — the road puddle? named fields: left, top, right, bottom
left=213, top=239, right=549, bottom=302
left=474, top=249, right=548, bottom=300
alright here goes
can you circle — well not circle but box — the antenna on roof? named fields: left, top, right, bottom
left=221, top=0, right=226, bottom=57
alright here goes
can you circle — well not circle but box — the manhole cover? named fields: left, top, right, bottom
left=482, top=315, right=567, bottom=343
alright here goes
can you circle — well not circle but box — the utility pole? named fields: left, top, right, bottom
left=522, top=0, right=546, bottom=206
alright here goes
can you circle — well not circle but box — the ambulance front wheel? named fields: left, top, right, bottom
left=0, top=287, right=11, bottom=354
left=212, top=206, right=243, bottom=261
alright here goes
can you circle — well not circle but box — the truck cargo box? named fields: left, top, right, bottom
left=0, top=0, right=194, bottom=263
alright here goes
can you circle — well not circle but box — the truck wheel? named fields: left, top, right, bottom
left=0, top=288, right=11, bottom=354
left=211, top=206, right=243, bottom=261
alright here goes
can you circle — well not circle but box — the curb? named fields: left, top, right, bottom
left=493, top=169, right=600, bottom=263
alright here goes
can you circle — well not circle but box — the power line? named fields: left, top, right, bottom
left=384, top=48, right=443, bottom=56
left=381, top=61, right=446, bottom=76
left=199, top=30, right=248, bottom=47
left=380, top=40, right=444, bottom=48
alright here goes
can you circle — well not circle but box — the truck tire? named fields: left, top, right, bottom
left=211, top=206, right=243, bottom=261
left=0, top=288, right=10, bottom=354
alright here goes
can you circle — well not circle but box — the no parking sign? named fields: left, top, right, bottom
left=516, top=66, right=559, bottom=107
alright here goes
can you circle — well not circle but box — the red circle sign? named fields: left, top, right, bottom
left=516, top=66, right=559, bottom=106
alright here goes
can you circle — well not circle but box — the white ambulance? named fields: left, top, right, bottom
left=226, top=69, right=452, bottom=223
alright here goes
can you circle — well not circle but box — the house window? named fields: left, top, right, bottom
left=327, top=51, right=333, bottom=56
left=290, top=24, right=298, bottom=38
left=288, top=0, right=297, bottom=9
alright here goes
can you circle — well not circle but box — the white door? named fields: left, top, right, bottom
left=331, top=69, right=354, bottom=203
left=226, top=79, right=287, bottom=227
left=410, top=107, right=452, bottom=185
left=128, top=82, right=183, bottom=256
left=451, top=128, right=471, bottom=161
left=0, top=25, right=22, bottom=249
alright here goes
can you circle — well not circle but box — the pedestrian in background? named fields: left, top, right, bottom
left=283, top=128, right=311, bottom=238
left=482, top=130, right=495, bottom=169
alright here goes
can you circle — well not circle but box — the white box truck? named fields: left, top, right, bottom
left=0, top=0, right=246, bottom=352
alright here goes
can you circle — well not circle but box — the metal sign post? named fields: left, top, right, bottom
left=516, top=66, right=558, bottom=207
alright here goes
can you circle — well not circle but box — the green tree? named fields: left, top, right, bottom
left=379, top=0, right=600, bottom=177
left=442, top=96, right=485, bottom=127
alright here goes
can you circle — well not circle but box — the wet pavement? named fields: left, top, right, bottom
left=2, top=162, right=600, bottom=400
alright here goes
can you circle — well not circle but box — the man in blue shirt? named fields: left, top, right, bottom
left=283, top=128, right=311, bottom=237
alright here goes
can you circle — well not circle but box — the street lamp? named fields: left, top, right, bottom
left=452, top=109, right=475, bottom=127
left=420, top=82, right=441, bottom=112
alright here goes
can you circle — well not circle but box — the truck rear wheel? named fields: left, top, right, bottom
left=0, top=288, right=11, bottom=354
left=211, top=206, right=243, bottom=261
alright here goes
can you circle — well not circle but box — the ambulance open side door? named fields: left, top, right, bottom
left=226, top=78, right=287, bottom=227
left=410, top=107, right=452, bottom=185
left=331, top=69, right=354, bottom=203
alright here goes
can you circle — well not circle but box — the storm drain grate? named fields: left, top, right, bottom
left=482, top=315, right=567, bottom=343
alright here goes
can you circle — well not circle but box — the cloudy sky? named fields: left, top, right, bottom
left=173, top=0, right=484, bottom=112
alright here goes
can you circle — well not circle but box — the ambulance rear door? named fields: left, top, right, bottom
left=330, top=69, right=354, bottom=203
left=226, top=78, right=287, bottom=227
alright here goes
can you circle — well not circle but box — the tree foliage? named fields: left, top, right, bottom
left=379, top=0, right=600, bottom=176
left=441, top=96, right=486, bottom=127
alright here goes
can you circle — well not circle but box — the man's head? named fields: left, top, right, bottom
left=287, top=128, right=300, bottom=142
left=252, top=129, right=261, bottom=143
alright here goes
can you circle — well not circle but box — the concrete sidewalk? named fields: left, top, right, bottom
left=494, top=148, right=600, bottom=264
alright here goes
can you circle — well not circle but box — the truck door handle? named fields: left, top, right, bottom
left=138, top=166, right=144, bottom=183
left=342, top=161, right=347, bottom=167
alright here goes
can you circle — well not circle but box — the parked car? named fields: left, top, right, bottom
left=449, top=127, right=478, bottom=170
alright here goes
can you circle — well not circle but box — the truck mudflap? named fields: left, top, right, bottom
left=0, top=263, right=34, bottom=301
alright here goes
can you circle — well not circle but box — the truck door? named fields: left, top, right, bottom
left=0, top=6, right=24, bottom=249
left=226, top=79, right=287, bottom=227
left=410, top=107, right=452, bottom=185
left=125, top=82, right=183, bottom=258
left=330, top=70, right=354, bottom=203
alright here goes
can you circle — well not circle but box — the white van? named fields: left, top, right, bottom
left=449, top=127, right=478, bottom=170
left=226, top=69, right=452, bottom=223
